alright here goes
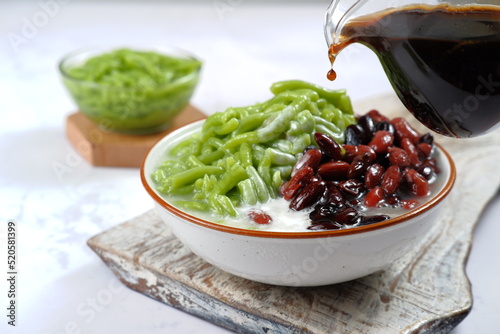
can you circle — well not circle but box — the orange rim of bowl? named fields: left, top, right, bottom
left=141, top=120, right=456, bottom=239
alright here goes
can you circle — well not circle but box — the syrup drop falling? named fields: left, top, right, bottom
left=327, top=68, right=337, bottom=81
left=327, top=48, right=338, bottom=81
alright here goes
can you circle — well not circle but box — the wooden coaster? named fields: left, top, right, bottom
left=65, top=105, right=206, bottom=168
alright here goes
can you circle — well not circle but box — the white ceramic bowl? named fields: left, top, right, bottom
left=141, top=120, right=456, bottom=286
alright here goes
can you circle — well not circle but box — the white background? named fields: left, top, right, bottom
left=0, top=1, right=499, bottom=333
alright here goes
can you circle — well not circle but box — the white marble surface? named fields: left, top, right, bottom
left=0, top=1, right=498, bottom=333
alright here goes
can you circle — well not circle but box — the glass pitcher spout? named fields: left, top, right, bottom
left=324, top=0, right=369, bottom=46
left=324, top=0, right=500, bottom=138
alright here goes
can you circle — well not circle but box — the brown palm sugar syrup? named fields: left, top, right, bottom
left=327, top=5, right=500, bottom=138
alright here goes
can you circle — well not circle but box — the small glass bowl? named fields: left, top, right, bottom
left=59, top=47, right=202, bottom=135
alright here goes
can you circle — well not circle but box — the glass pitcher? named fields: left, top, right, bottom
left=324, top=0, right=500, bottom=138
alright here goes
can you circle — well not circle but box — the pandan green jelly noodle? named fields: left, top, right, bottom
left=60, top=48, right=202, bottom=134
left=151, top=80, right=356, bottom=217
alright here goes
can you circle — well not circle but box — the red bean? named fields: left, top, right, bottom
left=338, top=179, right=365, bottom=197
left=362, top=150, right=377, bottom=165
left=365, top=163, right=385, bottom=189
left=400, top=138, right=420, bottom=167
left=404, top=169, right=430, bottom=197
left=347, top=154, right=371, bottom=179
left=367, top=109, right=390, bottom=123
left=332, top=207, right=359, bottom=225
left=381, top=165, right=402, bottom=196
left=318, top=161, right=350, bottom=180
left=309, top=203, right=340, bottom=221
left=279, top=180, right=289, bottom=197
left=283, top=183, right=301, bottom=201
left=342, top=145, right=377, bottom=163
left=364, top=187, right=385, bottom=207
left=314, top=132, right=343, bottom=160
left=387, top=147, right=410, bottom=167
left=283, top=166, right=314, bottom=200
left=289, top=181, right=326, bottom=211
left=369, top=130, right=394, bottom=154
left=248, top=210, right=273, bottom=224
left=292, top=148, right=322, bottom=176
left=417, top=143, right=433, bottom=159
left=342, top=145, right=356, bottom=162
left=391, top=117, right=421, bottom=144
left=325, top=184, right=346, bottom=207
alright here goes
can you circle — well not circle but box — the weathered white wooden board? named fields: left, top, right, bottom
left=88, top=94, right=500, bottom=333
